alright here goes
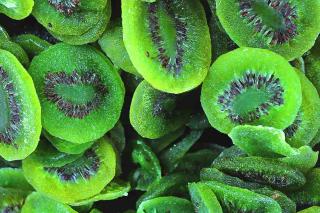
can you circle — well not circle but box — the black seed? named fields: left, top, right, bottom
left=0, top=67, right=21, bottom=146
left=217, top=71, right=284, bottom=124
left=147, top=1, right=188, bottom=75
left=238, top=0, right=298, bottom=45
left=284, top=111, right=302, bottom=138
left=48, top=0, right=80, bottom=15
left=44, top=70, right=107, bottom=119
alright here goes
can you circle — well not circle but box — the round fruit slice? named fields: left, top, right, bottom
left=130, top=81, right=192, bottom=139
left=22, top=137, right=117, bottom=204
left=0, top=49, right=41, bottom=161
left=0, top=0, right=34, bottom=20
left=122, top=0, right=211, bottom=94
left=201, top=47, right=301, bottom=134
left=215, top=0, right=320, bottom=61
left=28, top=43, right=125, bottom=143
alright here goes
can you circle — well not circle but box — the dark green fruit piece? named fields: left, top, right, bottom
left=136, top=172, right=197, bottom=207
left=106, top=122, right=126, bottom=155
left=0, top=187, right=30, bottom=212
left=159, top=130, right=203, bottom=173
left=310, top=130, right=320, bottom=147
left=298, top=206, right=320, bottom=213
left=0, top=0, right=34, bottom=20
left=284, top=69, right=320, bottom=148
left=130, top=81, right=191, bottom=139
left=22, top=137, right=116, bottom=204
left=28, top=43, right=124, bottom=144
left=0, top=49, right=41, bottom=161
left=213, top=145, right=247, bottom=163
left=188, top=182, right=223, bottom=213
left=90, top=209, right=102, bottom=213
left=13, top=34, right=52, bottom=58
left=131, top=140, right=161, bottom=191
left=43, top=130, right=94, bottom=154
left=0, top=25, right=10, bottom=40
left=21, top=192, right=77, bottom=213
left=32, top=0, right=109, bottom=36
left=48, top=1, right=111, bottom=45
left=0, top=36, right=30, bottom=68
left=216, top=0, right=320, bottom=60
left=122, top=0, right=211, bottom=94
left=213, top=156, right=306, bottom=190
left=137, top=196, right=194, bottom=213
left=186, top=112, right=211, bottom=130
left=98, top=20, right=139, bottom=76
left=0, top=168, right=33, bottom=191
left=71, top=179, right=130, bottom=206
left=229, top=125, right=294, bottom=157
left=201, top=48, right=301, bottom=134
left=290, top=168, right=320, bottom=209
left=203, top=180, right=282, bottom=212
left=174, top=149, right=220, bottom=174
left=148, top=127, right=185, bottom=153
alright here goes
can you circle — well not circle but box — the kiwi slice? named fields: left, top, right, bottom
left=48, top=1, right=111, bottom=45
left=201, top=47, right=302, bottom=134
left=137, top=196, right=194, bottom=213
left=0, top=187, right=30, bottom=212
left=0, top=0, right=34, bottom=20
left=28, top=43, right=124, bottom=144
left=130, top=80, right=192, bottom=139
left=0, top=168, right=33, bottom=191
left=43, top=130, right=95, bottom=154
left=13, top=34, right=52, bottom=58
left=284, top=69, right=320, bottom=147
left=21, top=192, right=77, bottom=213
left=122, top=0, right=211, bottom=94
left=298, top=207, right=320, bottom=213
left=215, top=0, right=320, bottom=60
left=306, top=39, right=320, bottom=94
left=22, top=137, right=117, bottom=204
left=98, top=20, right=139, bottom=76
left=0, top=49, right=41, bottom=161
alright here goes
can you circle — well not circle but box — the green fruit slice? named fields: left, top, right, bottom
left=201, top=47, right=302, bottom=134
left=122, top=0, right=211, bottom=94
left=28, top=43, right=124, bottom=144
left=0, top=0, right=34, bottom=20
left=216, top=0, right=320, bottom=60
left=22, top=137, right=116, bottom=204
left=0, top=49, right=41, bottom=161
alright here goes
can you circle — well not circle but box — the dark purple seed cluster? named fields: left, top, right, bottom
left=0, top=67, right=21, bottom=146
left=148, top=0, right=187, bottom=75
left=3, top=205, right=21, bottom=213
left=44, top=149, right=100, bottom=182
left=152, top=92, right=175, bottom=118
left=44, top=70, right=107, bottom=119
left=218, top=71, right=284, bottom=124
left=239, top=0, right=298, bottom=45
left=284, top=111, right=302, bottom=138
left=48, top=0, right=80, bottom=15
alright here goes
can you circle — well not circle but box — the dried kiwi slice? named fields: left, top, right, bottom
left=0, top=0, right=34, bottom=20
left=122, top=0, right=211, bottom=94
left=21, top=192, right=77, bottom=213
left=13, top=34, right=52, bottom=58
left=28, top=43, right=124, bottom=144
left=201, top=48, right=302, bottom=134
left=0, top=187, right=29, bottom=212
left=0, top=49, right=41, bottom=161
left=216, top=0, right=320, bottom=60
left=130, top=81, right=191, bottom=139
left=32, top=0, right=109, bottom=36
left=22, top=137, right=117, bottom=204
left=284, top=69, right=320, bottom=148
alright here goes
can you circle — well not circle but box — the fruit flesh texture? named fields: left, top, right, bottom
left=201, top=47, right=301, bottom=134
left=216, top=0, right=320, bottom=60
left=0, top=0, right=34, bottom=20
left=122, top=0, right=211, bottom=94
